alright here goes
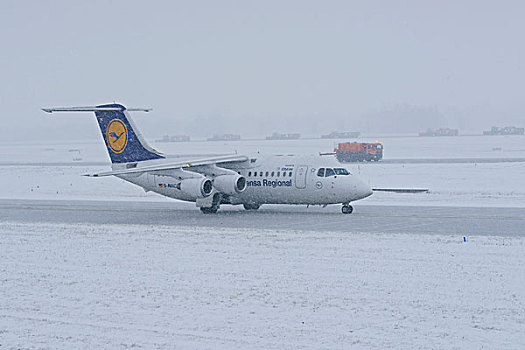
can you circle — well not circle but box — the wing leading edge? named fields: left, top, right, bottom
left=85, top=154, right=249, bottom=177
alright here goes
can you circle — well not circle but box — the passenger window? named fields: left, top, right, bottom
left=277, top=171, right=280, bottom=177
left=265, top=171, right=269, bottom=177
left=260, top=172, right=263, bottom=177
left=254, top=172, right=257, bottom=177
left=289, top=171, right=292, bottom=177
left=325, top=168, right=335, bottom=177
left=317, top=168, right=325, bottom=177
left=271, top=171, right=274, bottom=177
left=248, top=171, right=251, bottom=177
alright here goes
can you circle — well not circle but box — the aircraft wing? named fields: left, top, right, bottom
left=85, top=154, right=249, bottom=177
left=372, top=188, right=429, bottom=193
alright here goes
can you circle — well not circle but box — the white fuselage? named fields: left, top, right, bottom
left=118, top=154, right=373, bottom=206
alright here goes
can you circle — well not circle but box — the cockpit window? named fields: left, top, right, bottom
left=334, top=168, right=351, bottom=175
left=325, top=168, right=335, bottom=177
left=317, top=168, right=325, bottom=177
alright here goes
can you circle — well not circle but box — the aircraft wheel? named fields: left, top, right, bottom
left=200, top=207, right=218, bottom=214
left=341, top=204, right=353, bottom=214
left=243, top=204, right=260, bottom=211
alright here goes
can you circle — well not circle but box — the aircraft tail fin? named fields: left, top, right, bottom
left=43, top=103, right=165, bottom=164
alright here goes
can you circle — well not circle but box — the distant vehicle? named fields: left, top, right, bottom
left=334, top=142, right=383, bottom=162
left=321, top=131, right=360, bottom=139
left=43, top=103, right=373, bottom=214
left=419, top=128, right=458, bottom=137
left=266, top=132, right=301, bottom=140
left=156, top=135, right=191, bottom=142
left=207, top=134, right=241, bottom=141
left=483, top=126, right=524, bottom=136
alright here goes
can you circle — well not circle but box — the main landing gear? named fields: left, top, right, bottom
left=243, top=204, right=261, bottom=211
left=200, top=207, right=218, bottom=214
left=200, top=193, right=221, bottom=214
left=341, top=204, right=353, bottom=214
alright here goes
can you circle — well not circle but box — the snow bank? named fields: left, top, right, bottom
left=1, top=222, right=523, bottom=349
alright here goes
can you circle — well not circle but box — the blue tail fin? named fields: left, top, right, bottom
left=43, top=103, right=165, bottom=163
left=94, top=103, right=164, bottom=163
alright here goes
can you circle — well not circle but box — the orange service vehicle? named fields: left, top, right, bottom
left=334, top=142, right=383, bottom=162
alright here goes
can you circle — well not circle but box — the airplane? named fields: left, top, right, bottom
left=42, top=103, right=373, bottom=214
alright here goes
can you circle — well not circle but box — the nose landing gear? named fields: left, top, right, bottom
left=341, top=204, right=353, bottom=214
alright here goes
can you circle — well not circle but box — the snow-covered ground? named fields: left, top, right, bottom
left=1, top=134, right=525, bottom=164
left=1, top=136, right=524, bottom=348
left=1, top=222, right=524, bottom=349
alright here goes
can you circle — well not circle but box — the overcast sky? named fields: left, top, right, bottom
left=1, top=0, right=524, bottom=141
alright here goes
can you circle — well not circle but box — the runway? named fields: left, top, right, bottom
left=2, top=199, right=523, bottom=237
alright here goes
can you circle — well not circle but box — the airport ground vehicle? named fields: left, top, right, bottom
left=419, top=128, right=458, bottom=137
left=334, top=142, right=383, bottom=162
left=321, top=131, right=360, bottom=139
left=483, top=126, right=524, bottom=135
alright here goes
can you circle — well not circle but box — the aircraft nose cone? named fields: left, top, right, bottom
left=357, top=180, right=373, bottom=199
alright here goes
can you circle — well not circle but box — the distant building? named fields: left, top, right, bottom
left=419, top=128, right=458, bottom=137
left=483, top=126, right=524, bottom=135
left=156, top=135, right=191, bottom=142
left=321, top=131, right=360, bottom=139
left=207, top=134, right=241, bottom=141
left=265, top=132, right=301, bottom=140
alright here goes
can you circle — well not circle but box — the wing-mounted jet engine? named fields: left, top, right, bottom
left=187, top=164, right=246, bottom=196
left=179, top=177, right=213, bottom=198
left=212, top=174, right=246, bottom=195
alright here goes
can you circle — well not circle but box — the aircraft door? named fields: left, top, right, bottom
left=295, top=165, right=308, bottom=189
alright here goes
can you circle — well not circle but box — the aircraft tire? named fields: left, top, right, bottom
left=200, top=207, right=218, bottom=214
left=341, top=205, right=353, bottom=214
left=243, top=204, right=261, bottom=211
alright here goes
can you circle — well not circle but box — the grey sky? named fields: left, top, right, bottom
left=1, top=1, right=524, bottom=141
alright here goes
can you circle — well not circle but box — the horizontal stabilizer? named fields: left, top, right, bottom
left=42, top=106, right=151, bottom=113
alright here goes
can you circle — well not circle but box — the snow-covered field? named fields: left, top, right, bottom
left=2, top=134, right=525, bottom=164
left=1, top=222, right=524, bottom=349
left=1, top=136, right=525, bottom=348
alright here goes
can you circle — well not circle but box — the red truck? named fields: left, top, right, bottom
left=334, top=142, right=383, bottom=162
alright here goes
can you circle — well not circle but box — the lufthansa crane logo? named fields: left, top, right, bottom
left=106, top=119, right=128, bottom=153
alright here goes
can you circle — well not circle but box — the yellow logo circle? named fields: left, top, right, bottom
left=106, top=119, right=128, bottom=153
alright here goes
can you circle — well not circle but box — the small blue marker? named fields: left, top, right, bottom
left=463, top=236, right=467, bottom=242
